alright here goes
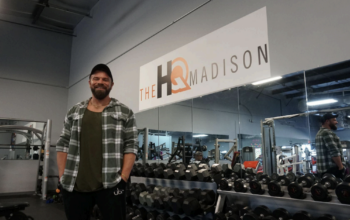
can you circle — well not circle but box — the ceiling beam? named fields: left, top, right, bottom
left=32, top=0, right=48, bottom=24
left=286, top=82, right=350, bottom=99
left=271, top=72, right=350, bottom=95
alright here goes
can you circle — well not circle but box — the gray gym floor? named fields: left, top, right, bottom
left=0, top=194, right=66, bottom=220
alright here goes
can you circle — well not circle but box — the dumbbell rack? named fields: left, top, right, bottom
left=130, top=177, right=217, bottom=219
left=215, top=189, right=349, bottom=220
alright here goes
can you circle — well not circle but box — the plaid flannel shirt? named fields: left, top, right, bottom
left=315, top=127, right=343, bottom=173
left=56, top=98, right=138, bottom=192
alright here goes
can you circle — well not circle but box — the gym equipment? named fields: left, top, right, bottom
left=154, top=187, right=170, bottom=210
left=233, top=174, right=256, bottom=193
left=288, top=173, right=316, bottom=199
left=174, top=164, right=187, bottom=180
left=170, top=189, right=190, bottom=214
left=164, top=163, right=179, bottom=179
left=272, top=208, right=290, bottom=220
left=249, top=174, right=271, bottom=195
left=316, top=214, right=336, bottom=220
left=182, top=189, right=215, bottom=216
left=147, top=210, right=159, bottom=220
left=0, top=202, right=34, bottom=220
left=132, top=208, right=148, bottom=220
left=292, top=211, right=312, bottom=220
left=211, top=164, right=224, bottom=187
left=185, top=164, right=199, bottom=181
left=242, top=205, right=275, bottom=220
left=163, top=188, right=180, bottom=212
left=335, top=174, right=350, bottom=204
left=311, top=174, right=341, bottom=201
left=130, top=183, right=147, bottom=205
left=154, top=163, right=166, bottom=178
left=156, top=212, right=170, bottom=220
left=268, top=175, right=291, bottom=197
left=145, top=163, right=158, bottom=178
left=139, top=185, right=155, bottom=206
left=166, top=215, right=182, bottom=220
left=220, top=173, right=239, bottom=191
left=126, top=206, right=136, bottom=220
left=134, top=163, right=150, bottom=177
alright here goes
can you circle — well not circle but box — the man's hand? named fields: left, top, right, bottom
left=121, top=173, right=129, bottom=182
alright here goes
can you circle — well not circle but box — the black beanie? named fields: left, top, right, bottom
left=89, top=64, right=114, bottom=82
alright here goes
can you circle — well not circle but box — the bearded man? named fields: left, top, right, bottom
left=315, top=113, right=345, bottom=178
left=56, top=64, right=138, bottom=220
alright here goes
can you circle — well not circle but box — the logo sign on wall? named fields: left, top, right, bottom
left=139, top=7, right=270, bottom=111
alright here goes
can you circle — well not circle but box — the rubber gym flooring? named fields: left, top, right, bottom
left=0, top=194, right=67, bottom=220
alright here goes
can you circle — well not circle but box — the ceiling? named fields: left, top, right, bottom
left=0, top=0, right=99, bottom=35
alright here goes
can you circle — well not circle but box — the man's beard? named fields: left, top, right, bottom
left=91, top=85, right=111, bottom=100
left=330, top=123, right=337, bottom=131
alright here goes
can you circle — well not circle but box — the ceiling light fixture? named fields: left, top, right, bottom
left=193, top=134, right=208, bottom=137
left=307, top=99, right=338, bottom=106
left=252, top=76, right=282, bottom=85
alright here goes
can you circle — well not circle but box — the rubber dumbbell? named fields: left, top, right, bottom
left=147, top=210, right=160, bottom=220
left=126, top=206, right=136, bottom=220
left=292, top=211, right=312, bottom=220
left=185, top=164, right=199, bottom=181
left=216, top=203, right=241, bottom=220
left=311, top=173, right=341, bottom=201
left=222, top=164, right=234, bottom=178
left=130, top=183, right=147, bottom=205
left=272, top=208, right=290, bottom=220
left=145, top=163, right=158, bottom=177
left=148, top=186, right=166, bottom=208
left=139, top=185, right=155, bottom=206
left=164, top=164, right=178, bottom=179
left=220, top=173, right=239, bottom=191
left=250, top=174, right=271, bottom=195
left=131, top=163, right=143, bottom=177
left=268, top=175, right=291, bottom=197
left=335, top=174, right=350, bottom=204
left=183, top=189, right=215, bottom=216
left=163, top=188, right=180, bottom=212
left=132, top=208, right=148, bottom=220
left=154, top=187, right=170, bottom=210
left=156, top=212, right=170, bottom=220
left=211, top=164, right=224, bottom=186
left=316, top=214, right=336, bottom=220
left=288, top=173, right=316, bottom=199
left=171, top=189, right=190, bottom=214
left=198, top=165, right=211, bottom=182
left=242, top=205, right=275, bottom=220
left=167, top=215, right=182, bottom=220
left=233, top=174, right=256, bottom=193
left=154, top=163, right=166, bottom=178
left=135, top=163, right=150, bottom=177
left=174, top=164, right=187, bottom=180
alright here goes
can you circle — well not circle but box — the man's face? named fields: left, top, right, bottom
left=328, top=118, right=338, bottom=130
left=89, top=71, right=114, bottom=100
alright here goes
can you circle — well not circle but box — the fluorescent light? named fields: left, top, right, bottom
left=252, top=76, right=282, bottom=85
left=307, top=99, right=338, bottom=106
left=347, top=115, right=350, bottom=119
left=193, top=134, right=208, bottom=137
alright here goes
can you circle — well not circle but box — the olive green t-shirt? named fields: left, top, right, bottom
left=74, top=109, right=103, bottom=192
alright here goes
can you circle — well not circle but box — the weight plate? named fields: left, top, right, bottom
left=259, top=174, right=271, bottom=184
left=335, top=183, right=350, bottom=204
left=322, top=173, right=335, bottom=179
left=320, top=176, right=338, bottom=189
left=268, top=181, right=282, bottom=196
left=277, top=175, right=290, bottom=186
left=234, top=180, right=247, bottom=192
left=344, top=174, right=350, bottom=183
left=286, top=172, right=296, bottom=182
left=220, top=178, right=230, bottom=191
left=270, top=173, right=279, bottom=181
left=304, top=173, right=316, bottom=182
left=298, top=175, right=313, bottom=188
left=288, top=182, right=304, bottom=199
left=272, top=208, right=290, bottom=220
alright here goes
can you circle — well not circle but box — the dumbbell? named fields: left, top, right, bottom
left=211, top=164, right=224, bottom=187
left=170, top=189, right=190, bottom=214
left=249, top=174, right=271, bottom=195
left=154, top=187, right=170, bottom=209
left=144, top=163, right=158, bottom=177
left=197, top=164, right=211, bottom=182
left=154, top=163, right=167, bottom=178
left=311, top=173, right=342, bottom=202
left=182, top=189, right=215, bottom=216
left=222, top=164, right=234, bottom=178
left=164, top=163, right=178, bottom=179
left=147, top=210, right=160, bottom=220
left=233, top=174, right=256, bottom=193
left=288, top=173, right=317, bottom=199
left=316, top=214, right=336, bottom=220
left=215, top=203, right=241, bottom=220
left=156, top=212, right=170, bottom=220
left=145, top=186, right=164, bottom=207
left=185, top=164, right=199, bottom=181
left=139, top=185, right=155, bottom=206
left=132, top=208, right=148, bottom=220
left=242, top=205, right=276, bottom=220
left=126, top=206, right=136, bottom=220
left=174, top=164, right=187, bottom=180
left=220, top=173, right=239, bottom=191
left=268, top=175, right=291, bottom=197
left=131, top=163, right=142, bottom=176
left=292, top=211, right=312, bottom=220
left=130, top=183, right=147, bottom=205
left=272, top=208, right=290, bottom=220
left=135, top=163, right=150, bottom=177
left=166, top=215, right=182, bottom=220
left=163, top=188, right=180, bottom=212
left=335, top=174, right=350, bottom=204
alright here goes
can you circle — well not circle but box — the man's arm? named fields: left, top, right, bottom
left=332, top=156, right=344, bottom=170
left=121, top=153, right=136, bottom=181
left=57, top=152, right=68, bottom=178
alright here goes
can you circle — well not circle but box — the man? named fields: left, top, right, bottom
left=315, top=113, right=345, bottom=179
left=56, top=64, right=138, bottom=220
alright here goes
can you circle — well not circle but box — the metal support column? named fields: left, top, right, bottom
left=41, top=119, right=51, bottom=200
left=214, top=139, right=236, bottom=163
left=143, top=128, right=149, bottom=165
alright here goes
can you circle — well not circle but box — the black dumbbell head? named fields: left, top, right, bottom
left=182, top=197, right=200, bottom=216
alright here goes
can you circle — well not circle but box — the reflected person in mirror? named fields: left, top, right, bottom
left=315, top=113, right=346, bottom=179
left=56, top=64, right=138, bottom=220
